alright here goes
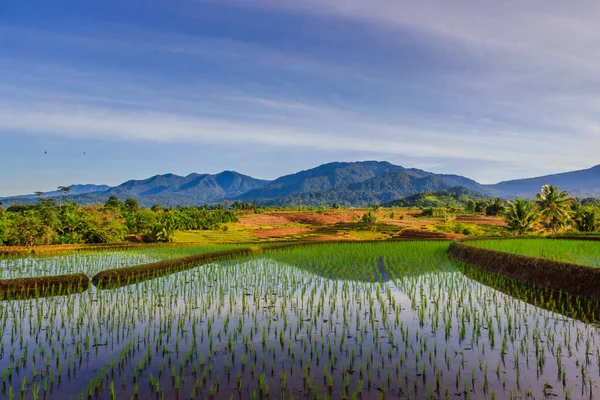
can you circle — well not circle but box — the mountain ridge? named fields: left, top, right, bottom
left=1, top=161, right=598, bottom=207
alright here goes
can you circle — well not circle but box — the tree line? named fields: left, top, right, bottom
left=504, top=185, right=599, bottom=235
left=0, top=195, right=240, bottom=246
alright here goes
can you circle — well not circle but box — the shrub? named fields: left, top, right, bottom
left=361, top=211, right=377, bottom=224
left=5, top=211, right=53, bottom=246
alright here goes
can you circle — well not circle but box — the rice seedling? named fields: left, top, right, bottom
left=0, top=240, right=598, bottom=398
left=0, top=244, right=242, bottom=279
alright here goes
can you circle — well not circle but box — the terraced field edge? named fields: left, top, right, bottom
left=0, top=273, right=90, bottom=300
left=90, top=242, right=316, bottom=289
left=448, top=240, right=600, bottom=302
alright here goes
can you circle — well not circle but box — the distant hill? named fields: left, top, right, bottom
left=108, top=171, right=269, bottom=200
left=234, top=161, right=429, bottom=202
left=1, top=161, right=599, bottom=207
left=70, top=171, right=270, bottom=207
left=385, top=186, right=489, bottom=208
left=0, top=184, right=110, bottom=203
left=488, top=164, right=600, bottom=198
left=253, top=172, right=471, bottom=207
left=234, top=161, right=488, bottom=204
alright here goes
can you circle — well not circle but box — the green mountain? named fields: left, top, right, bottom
left=254, top=173, right=476, bottom=207
left=16, top=171, right=271, bottom=207
left=385, top=186, right=489, bottom=208
left=2, top=161, right=599, bottom=207
left=234, top=161, right=487, bottom=203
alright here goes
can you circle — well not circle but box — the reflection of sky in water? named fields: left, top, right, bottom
left=0, top=246, right=232, bottom=278
left=1, top=257, right=599, bottom=399
left=0, top=252, right=162, bottom=278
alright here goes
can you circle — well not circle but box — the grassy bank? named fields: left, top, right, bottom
left=448, top=240, right=600, bottom=301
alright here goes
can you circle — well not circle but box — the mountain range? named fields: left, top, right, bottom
left=1, top=161, right=599, bottom=207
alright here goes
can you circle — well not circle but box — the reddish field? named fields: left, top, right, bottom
left=236, top=210, right=503, bottom=241
left=455, top=215, right=505, bottom=226
left=250, top=227, right=313, bottom=239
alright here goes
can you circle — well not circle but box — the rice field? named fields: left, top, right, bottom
left=1, top=241, right=599, bottom=399
left=471, top=239, right=600, bottom=268
left=0, top=245, right=241, bottom=279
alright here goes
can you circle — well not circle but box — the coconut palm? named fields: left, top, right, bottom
left=504, top=198, right=539, bottom=235
left=573, top=206, right=598, bottom=232
left=535, top=184, right=574, bottom=232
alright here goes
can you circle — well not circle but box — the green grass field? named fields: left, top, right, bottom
left=471, top=239, right=600, bottom=268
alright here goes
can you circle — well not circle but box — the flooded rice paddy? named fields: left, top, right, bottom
left=1, top=241, right=599, bottom=399
left=0, top=245, right=240, bottom=279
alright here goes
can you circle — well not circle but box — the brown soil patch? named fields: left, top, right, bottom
left=125, top=234, right=144, bottom=243
left=455, top=215, right=505, bottom=226
left=238, top=213, right=291, bottom=227
left=250, top=227, right=313, bottom=239
left=240, top=210, right=427, bottom=229
left=240, top=211, right=360, bottom=227
left=383, top=219, right=438, bottom=228
left=283, top=213, right=347, bottom=225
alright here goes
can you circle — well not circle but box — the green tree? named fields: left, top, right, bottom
left=573, top=206, right=598, bottom=232
left=485, top=198, right=505, bottom=216
left=362, top=211, right=378, bottom=239
left=145, top=212, right=176, bottom=242
left=535, top=184, right=574, bottom=232
left=465, top=200, right=476, bottom=212
left=57, top=186, right=70, bottom=208
left=332, top=202, right=341, bottom=209
left=58, top=205, right=85, bottom=243
left=6, top=211, right=52, bottom=246
left=38, top=198, right=60, bottom=236
left=79, top=206, right=126, bottom=243
left=504, top=199, right=539, bottom=235
left=125, top=208, right=156, bottom=234
left=475, top=201, right=487, bottom=213
left=104, top=196, right=123, bottom=211
left=580, top=198, right=600, bottom=207
left=124, top=198, right=140, bottom=211
left=151, top=204, right=164, bottom=213
left=0, top=213, right=7, bottom=245
left=361, top=211, right=377, bottom=224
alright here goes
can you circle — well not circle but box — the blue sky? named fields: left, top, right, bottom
left=1, top=0, right=599, bottom=196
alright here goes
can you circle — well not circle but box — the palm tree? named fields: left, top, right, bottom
left=535, top=184, right=574, bottom=232
left=57, top=186, right=71, bottom=209
left=573, top=207, right=598, bottom=232
left=504, top=199, right=539, bottom=235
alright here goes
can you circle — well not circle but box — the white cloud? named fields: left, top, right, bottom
left=2, top=2, right=600, bottom=184
left=0, top=99, right=595, bottom=182
left=218, top=0, right=600, bottom=139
